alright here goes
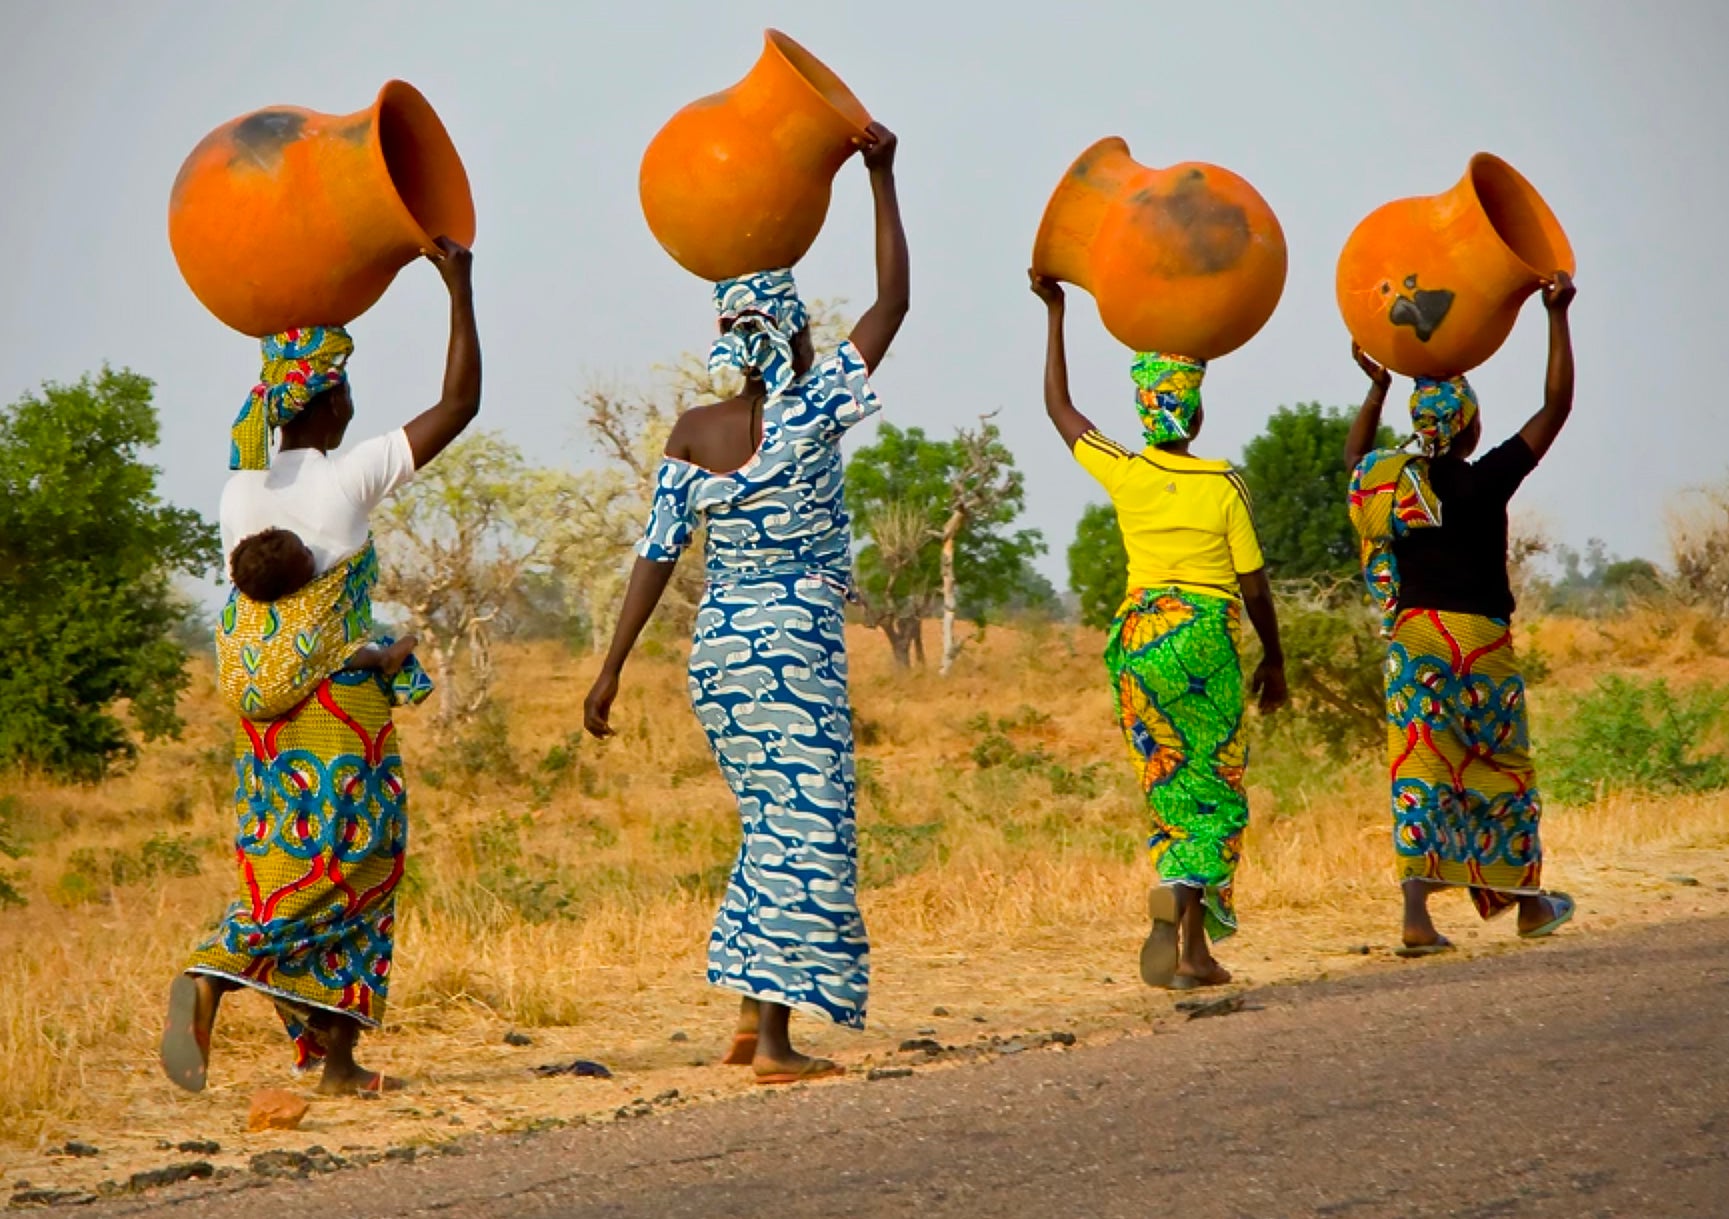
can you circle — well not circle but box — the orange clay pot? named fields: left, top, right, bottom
left=1032, top=137, right=1287, bottom=359
left=639, top=29, right=871, bottom=282
left=1336, top=153, right=1574, bottom=378
left=168, top=81, right=475, bottom=337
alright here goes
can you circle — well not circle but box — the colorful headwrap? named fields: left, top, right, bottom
left=708, top=268, right=810, bottom=401
left=1131, top=353, right=1207, bottom=447
left=229, top=326, right=354, bottom=471
left=1348, top=375, right=1481, bottom=635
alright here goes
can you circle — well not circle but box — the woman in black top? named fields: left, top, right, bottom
left=1344, top=272, right=1577, bottom=955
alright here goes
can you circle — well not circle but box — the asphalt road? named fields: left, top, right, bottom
left=86, top=916, right=1729, bottom=1218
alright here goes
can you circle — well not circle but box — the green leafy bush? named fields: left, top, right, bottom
left=1546, top=676, right=1729, bottom=803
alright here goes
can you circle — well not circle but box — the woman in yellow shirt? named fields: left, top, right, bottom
left=1031, top=273, right=1287, bottom=989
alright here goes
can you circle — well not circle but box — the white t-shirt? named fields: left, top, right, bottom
left=219, top=429, right=417, bottom=576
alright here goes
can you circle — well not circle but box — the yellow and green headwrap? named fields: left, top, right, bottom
left=229, top=326, right=353, bottom=471
left=1131, top=352, right=1207, bottom=447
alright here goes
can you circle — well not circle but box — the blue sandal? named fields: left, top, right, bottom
left=1518, top=892, right=1576, bottom=940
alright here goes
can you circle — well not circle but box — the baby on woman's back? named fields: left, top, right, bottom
left=228, top=526, right=416, bottom=675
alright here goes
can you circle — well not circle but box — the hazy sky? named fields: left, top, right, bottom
left=3, top=1, right=1726, bottom=590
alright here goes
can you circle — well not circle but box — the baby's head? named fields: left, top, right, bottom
left=230, top=528, right=316, bottom=603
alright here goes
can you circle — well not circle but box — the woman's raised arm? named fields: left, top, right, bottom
left=1517, top=272, right=1577, bottom=461
left=1343, top=342, right=1391, bottom=471
left=403, top=238, right=482, bottom=469
left=1029, top=273, right=1095, bottom=447
left=846, top=124, right=909, bottom=370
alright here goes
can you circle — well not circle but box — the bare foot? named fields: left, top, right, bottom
left=316, top=1063, right=406, bottom=1095
left=1173, top=959, right=1233, bottom=988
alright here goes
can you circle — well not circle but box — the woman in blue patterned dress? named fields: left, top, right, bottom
left=584, top=123, right=907, bottom=1083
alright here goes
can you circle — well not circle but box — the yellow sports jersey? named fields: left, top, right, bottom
left=1072, top=429, right=1265, bottom=601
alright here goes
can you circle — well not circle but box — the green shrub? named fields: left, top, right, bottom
left=1547, top=675, right=1729, bottom=803
left=1255, top=581, right=1386, bottom=757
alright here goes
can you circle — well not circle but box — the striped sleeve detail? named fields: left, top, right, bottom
left=1076, top=430, right=1133, bottom=460
left=1225, top=470, right=1257, bottom=526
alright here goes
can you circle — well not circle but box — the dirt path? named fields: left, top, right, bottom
left=59, top=914, right=1729, bottom=1218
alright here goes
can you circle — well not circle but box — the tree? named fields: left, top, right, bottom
left=1067, top=503, right=1129, bottom=629
left=373, top=432, right=566, bottom=724
left=0, top=369, right=219, bottom=778
left=1238, top=403, right=1396, bottom=580
left=936, top=417, right=1038, bottom=673
left=846, top=423, right=1045, bottom=669
left=1668, top=477, right=1729, bottom=617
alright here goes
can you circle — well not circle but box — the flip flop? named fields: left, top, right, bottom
left=1140, top=885, right=1180, bottom=988
left=1518, top=892, right=1576, bottom=940
left=1394, top=937, right=1454, bottom=958
left=753, top=1059, right=844, bottom=1087
left=160, top=974, right=210, bottom=1093
left=720, top=1032, right=757, bottom=1067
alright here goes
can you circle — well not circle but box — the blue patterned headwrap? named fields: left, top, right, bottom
left=1130, top=352, right=1207, bottom=447
left=1409, top=375, right=1479, bottom=457
left=229, top=326, right=353, bottom=470
left=708, top=268, right=810, bottom=401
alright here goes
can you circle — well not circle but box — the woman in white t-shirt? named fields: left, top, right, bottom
left=161, top=239, right=480, bottom=1097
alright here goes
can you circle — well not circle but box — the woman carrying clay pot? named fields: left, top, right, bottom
left=583, top=123, right=906, bottom=1084
left=1344, top=272, right=1577, bottom=957
left=160, top=239, right=480, bottom=1096
left=1029, top=273, right=1288, bottom=990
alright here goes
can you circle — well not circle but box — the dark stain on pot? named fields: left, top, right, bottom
left=337, top=116, right=372, bottom=146
left=230, top=111, right=307, bottom=172
left=1388, top=277, right=1455, bottom=342
left=1130, top=171, right=1250, bottom=276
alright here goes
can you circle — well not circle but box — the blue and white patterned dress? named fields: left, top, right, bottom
left=637, top=340, right=881, bottom=1028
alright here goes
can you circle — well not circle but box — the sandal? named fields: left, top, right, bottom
left=160, top=974, right=210, bottom=1093
left=720, top=1032, right=757, bottom=1067
left=1140, top=885, right=1180, bottom=988
left=753, top=1058, right=843, bottom=1087
left=1394, top=937, right=1455, bottom=959
left=1518, top=893, right=1576, bottom=940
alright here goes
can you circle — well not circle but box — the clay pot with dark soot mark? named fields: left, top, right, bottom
left=1032, top=137, right=1288, bottom=359
left=639, top=29, right=871, bottom=283
left=1336, top=153, right=1574, bottom=378
left=169, top=80, right=475, bottom=337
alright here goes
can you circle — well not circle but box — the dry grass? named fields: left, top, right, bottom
left=3, top=607, right=1728, bottom=1172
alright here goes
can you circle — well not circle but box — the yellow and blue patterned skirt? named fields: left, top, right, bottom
left=1386, top=608, right=1543, bottom=917
left=187, top=671, right=407, bottom=1068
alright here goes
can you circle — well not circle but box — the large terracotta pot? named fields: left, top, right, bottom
left=639, top=29, right=871, bottom=282
left=169, top=81, right=475, bottom=337
left=1336, top=154, right=1574, bottom=378
left=1032, top=137, right=1287, bottom=359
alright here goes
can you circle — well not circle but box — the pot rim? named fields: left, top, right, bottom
left=1031, top=135, right=1133, bottom=278
left=367, top=80, right=476, bottom=257
left=1463, top=152, right=1575, bottom=281
left=763, top=29, right=872, bottom=137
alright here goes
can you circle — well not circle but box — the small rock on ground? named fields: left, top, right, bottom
left=247, top=1089, right=309, bottom=1132
left=504, top=1030, right=534, bottom=1046
left=867, top=1067, right=915, bottom=1081
left=128, top=1163, right=214, bottom=1192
